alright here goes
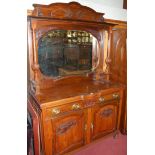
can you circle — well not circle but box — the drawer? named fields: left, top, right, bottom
left=98, top=92, right=120, bottom=104
left=47, top=101, right=83, bottom=117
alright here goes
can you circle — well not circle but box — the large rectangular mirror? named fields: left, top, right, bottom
left=38, top=30, right=98, bottom=77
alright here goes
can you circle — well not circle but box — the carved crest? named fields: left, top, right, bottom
left=31, top=2, right=104, bottom=22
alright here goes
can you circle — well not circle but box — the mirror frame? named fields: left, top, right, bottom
left=27, top=2, right=115, bottom=94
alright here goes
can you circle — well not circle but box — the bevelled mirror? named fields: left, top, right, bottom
left=38, top=30, right=98, bottom=77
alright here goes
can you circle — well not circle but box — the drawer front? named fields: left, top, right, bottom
left=46, top=101, right=83, bottom=118
left=98, top=92, right=120, bottom=104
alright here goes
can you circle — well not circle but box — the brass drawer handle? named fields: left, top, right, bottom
left=52, top=108, right=61, bottom=115
left=113, top=94, right=120, bottom=99
left=99, top=97, right=105, bottom=103
left=72, top=104, right=81, bottom=110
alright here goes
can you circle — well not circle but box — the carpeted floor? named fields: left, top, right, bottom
left=73, top=134, right=127, bottom=155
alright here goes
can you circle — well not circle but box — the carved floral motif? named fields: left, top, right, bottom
left=56, top=120, right=77, bottom=135
left=100, top=108, right=113, bottom=117
left=84, top=100, right=96, bottom=108
left=32, top=2, right=104, bottom=22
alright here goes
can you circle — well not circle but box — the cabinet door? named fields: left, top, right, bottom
left=92, top=102, right=119, bottom=140
left=52, top=110, right=85, bottom=155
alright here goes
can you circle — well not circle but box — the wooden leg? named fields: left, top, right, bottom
left=113, top=130, right=119, bottom=139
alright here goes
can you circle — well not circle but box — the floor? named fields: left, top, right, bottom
left=73, top=133, right=127, bottom=155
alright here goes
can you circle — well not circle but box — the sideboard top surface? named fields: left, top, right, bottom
left=31, top=80, right=124, bottom=106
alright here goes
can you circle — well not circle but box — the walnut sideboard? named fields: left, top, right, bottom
left=27, top=2, right=126, bottom=155
left=28, top=80, right=124, bottom=155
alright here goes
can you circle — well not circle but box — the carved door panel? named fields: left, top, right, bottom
left=52, top=110, right=85, bottom=155
left=91, top=102, right=119, bottom=140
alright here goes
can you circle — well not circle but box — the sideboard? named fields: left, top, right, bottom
left=27, top=2, right=126, bottom=155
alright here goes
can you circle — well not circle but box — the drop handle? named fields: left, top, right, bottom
left=112, top=94, right=120, bottom=99
left=52, top=108, right=61, bottom=115
left=72, top=104, right=81, bottom=110
left=99, top=97, right=105, bottom=103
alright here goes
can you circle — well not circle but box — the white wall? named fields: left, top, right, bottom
left=87, top=0, right=124, bottom=8
left=26, top=0, right=127, bottom=21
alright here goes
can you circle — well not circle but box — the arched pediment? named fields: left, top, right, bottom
left=32, top=2, right=104, bottom=22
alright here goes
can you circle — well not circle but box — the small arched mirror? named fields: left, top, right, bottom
left=38, top=30, right=98, bottom=77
